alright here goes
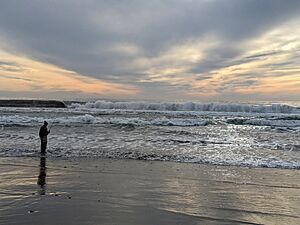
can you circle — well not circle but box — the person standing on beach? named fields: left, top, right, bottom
left=39, top=121, right=50, bottom=154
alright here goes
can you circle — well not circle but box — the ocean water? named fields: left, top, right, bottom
left=0, top=100, right=299, bottom=169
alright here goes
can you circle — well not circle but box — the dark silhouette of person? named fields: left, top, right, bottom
left=37, top=156, right=47, bottom=195
left=39, top=121, right=50, bottom=154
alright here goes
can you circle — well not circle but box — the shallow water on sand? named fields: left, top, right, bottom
left=0, top=157, right=299, bottom=225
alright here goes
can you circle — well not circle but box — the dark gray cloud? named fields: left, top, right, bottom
left=0, top=0, right=300, bottom=99
left=0, top=61, right=24, bottom=72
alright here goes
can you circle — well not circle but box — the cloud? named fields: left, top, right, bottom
left=0, top=0, right=300, bottom=100
left=187, top=21, right=300, bottom=99
left=0, top=50, right=137, bottom=98
left=0, top=61, right=25, bottom=72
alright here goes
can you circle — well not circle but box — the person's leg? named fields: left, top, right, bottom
left=40, top=139, right=44, bottom=153
left=41, top=141, right=46, bottom=154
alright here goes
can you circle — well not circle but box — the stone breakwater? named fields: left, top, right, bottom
left=0, top=99, right=66, bottom=108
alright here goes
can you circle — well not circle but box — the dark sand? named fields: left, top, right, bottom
left=0, top=157, right=299, bottom=225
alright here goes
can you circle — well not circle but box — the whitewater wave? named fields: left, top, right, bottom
left=71, top=100, right=299, bottom=114
left=1, top=114, right=300, bottom=128
left=226, top=118, right=300, bottom=127
left=0, top=114, right=211, bottom=127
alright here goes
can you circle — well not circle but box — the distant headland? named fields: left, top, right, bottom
left=0, top=99, right=66, bottom=108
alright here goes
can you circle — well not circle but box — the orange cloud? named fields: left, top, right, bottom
left=236, top=75, right=300, bottom=94
left=0, top=50, right=137, bottom=97
left=188, top=24, right=300, bottom=98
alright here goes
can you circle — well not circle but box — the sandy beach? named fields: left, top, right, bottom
left=0, top=157, right=299, bottom=225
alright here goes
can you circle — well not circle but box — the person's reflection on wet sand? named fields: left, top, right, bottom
left=37, top=156, right=47, bottom=195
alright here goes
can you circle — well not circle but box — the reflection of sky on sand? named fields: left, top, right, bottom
left=141, top=164, right=300, bottom=224
left=143, top=166, right=247, bottom=223
left=0, top=160, right=39, bottom=217
left=0, top=158, right=299, bottom=225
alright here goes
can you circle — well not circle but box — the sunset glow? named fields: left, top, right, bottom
left=0, top=51, right=137, bottom=98
left=0, top=1, right=299, bottom=100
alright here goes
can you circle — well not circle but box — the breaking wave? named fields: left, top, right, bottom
left=1, top=114, right=300, bottom=128
left=71, top=100, right=299, bottom=114
left=226, top=118, right=300, bottom=127
left=0, top=114, right=210, bottom=126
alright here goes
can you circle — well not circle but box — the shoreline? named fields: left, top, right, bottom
left=1, top=155, right=299, bottom=170
left=1, top=156, right=300, bottom=224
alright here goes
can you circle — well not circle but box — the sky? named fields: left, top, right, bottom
left=0, top=0, right=300, bottom=101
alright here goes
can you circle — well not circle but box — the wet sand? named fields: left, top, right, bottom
left=0, top=157, right=299, bottom=225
